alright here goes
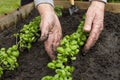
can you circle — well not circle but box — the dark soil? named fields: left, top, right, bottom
left=0, top=9, right=120, bottom=80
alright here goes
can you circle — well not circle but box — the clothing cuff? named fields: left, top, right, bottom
left=34, top=0, right=54, bottom=8
left=89, top=0, right=107, bottom=3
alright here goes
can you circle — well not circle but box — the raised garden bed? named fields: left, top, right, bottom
left=0, top=1, right=120, bottom=80
left=0, top=7, right=120, bottom=80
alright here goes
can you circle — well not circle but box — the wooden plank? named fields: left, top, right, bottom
left=106, top=3, right=120, bottom=13
left=54, top=1, right=120, bottom=13
left=0, top=2, right=34, bottom=32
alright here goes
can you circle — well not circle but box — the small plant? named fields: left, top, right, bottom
left=0, top=17, right=41, bottom=77
left=0, top=66, right=3, bottom=77
left=42, top=16, right=87, bottom=80
left=54, top=5, right=64, bottom=17
left=19, top=16, right=40, bottom=49
left=0, top=45, right=19, bottom=77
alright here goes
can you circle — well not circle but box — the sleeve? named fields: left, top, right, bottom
left=89, top=0, right=107, bottom=3
left=34, top=0, right=54, bottom=7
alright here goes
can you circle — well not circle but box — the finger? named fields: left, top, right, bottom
left=39, top=34, right=48, bottom=42
left=52, top=32, right=61, bottom=52
left=39, top=21, right=50, bottom=41
left=83, top=21, right=103, bottom=55
left=44, top=32, right=55, bottom=60
left=84, top=10, right=95, bottom=32
left=52, top=25, right=62, bottom=52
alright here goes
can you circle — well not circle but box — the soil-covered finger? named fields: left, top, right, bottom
left=52, top=31, right=62, bottom=51
left=44, top=41, right=55, bottom=60
left=83, top=23, right=102, bottom=55
left=44, top=32, right=56, bottom=60
left=38, top=34, right=49, bottom=42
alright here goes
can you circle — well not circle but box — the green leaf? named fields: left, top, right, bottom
left=79, top=41, right=84, bottom=46
left=0, top=67, right=3, bottom=77
left=56, top=69, right=66, bottom=77
left=57, top=47, right=64, bottom=54
left=47, top=62, right=56, bottom=69
left=12, top=45, right=18, bottom=50
left=42, top=76, right=53, bottom=80
left=71, top=57, right=76, bottom=60
left=11, top=51, right=19, bottom=57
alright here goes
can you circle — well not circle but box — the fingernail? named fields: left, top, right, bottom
left=82, top=52, right=86, bottom=56
left=84, top=26, right=91, bottom=32
left=41, top=36, right=48, bottom=41
left=82, top=49, right=88, bottom=56
left=54, top=51, right=58, bottom=54
left=38, top=34, right=48, bottom=42
left=51, top=56, right=56, bottom=60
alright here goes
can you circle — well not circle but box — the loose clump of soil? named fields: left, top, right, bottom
left=0, top=9, right=120, bottom=80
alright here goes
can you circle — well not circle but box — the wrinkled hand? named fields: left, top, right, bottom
left=38, top=4, right=62, bottom=59
left=83, top=1, right=105, bottom=55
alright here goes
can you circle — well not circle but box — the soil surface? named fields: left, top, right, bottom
left=0, top=9, right=120, bottom=80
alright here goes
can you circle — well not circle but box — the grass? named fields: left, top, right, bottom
left=75, top=0, right=120, bottom=2
left=0, top=0, right=20, bottom=16
left=0, top=0, right=119, bottom=16
left=108, top=0, right=120, bottom=2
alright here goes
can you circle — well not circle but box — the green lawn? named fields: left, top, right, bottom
left=0, top=0, right=20, bottom=16
left=0, top=0, right=119, bottom=16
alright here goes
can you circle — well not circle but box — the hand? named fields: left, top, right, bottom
left=37, top=4, right=62, bottom=60
left=83, top=1, right=105, bottom=55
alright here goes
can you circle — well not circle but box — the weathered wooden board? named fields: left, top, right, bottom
left=0, top=2, right=34, bottom=32
left=55, top=1, right=120, bottom=13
